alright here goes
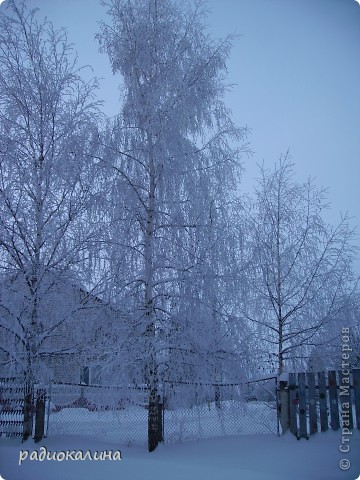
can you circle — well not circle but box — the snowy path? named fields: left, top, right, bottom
left=1, top=431, right=359, bottom=480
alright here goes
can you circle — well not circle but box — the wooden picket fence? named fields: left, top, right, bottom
left=280, top=369, right=360, bottom=439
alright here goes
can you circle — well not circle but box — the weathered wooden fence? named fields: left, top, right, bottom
left=278, top=369, right=360, bottom=439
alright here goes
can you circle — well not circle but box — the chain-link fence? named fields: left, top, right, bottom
left=46, top=383, right=150, bottom=446
left=1, top=376, right=279, bottom=446
left=162, top=377, right=278, bottom=444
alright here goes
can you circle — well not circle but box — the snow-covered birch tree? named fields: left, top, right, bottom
left=237, top=158, right=358, bottom=374
left=97, top=0, right=248, bottom=451
left=0, top=0, right=101, bottom=439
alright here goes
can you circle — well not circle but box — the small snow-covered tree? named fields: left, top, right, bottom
left=237, top=158, right=358, bottom=374
left=307, top=292, right=360, bottom=371
left=0, top=0, right=101, bottom=438
left=97, top=0, right=247, bottom=450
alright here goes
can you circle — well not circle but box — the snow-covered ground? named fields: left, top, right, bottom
left=1, top=430, right=359, bottom=480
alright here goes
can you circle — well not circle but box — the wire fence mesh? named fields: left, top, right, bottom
left=46, top=383, right=150, bottom=447
left=162, top=377, right=278, bottom=444
left=1, top=376, right=279, bottom=446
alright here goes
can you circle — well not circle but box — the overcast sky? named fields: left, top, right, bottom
left=1, top=0, right=360, bottom=264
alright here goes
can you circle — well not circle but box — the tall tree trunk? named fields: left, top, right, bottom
left=145, top=151, right=159, bottom=452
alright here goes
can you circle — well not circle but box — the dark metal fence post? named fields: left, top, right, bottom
left=157, top=396, right=163, bottom=443
left=215, top=385, right=221, bottom=409
left=34, top=388, right=46, bottom=443
left=148, top=388, right=159, bottom=452
left=23, top=382, right=33, bottom=442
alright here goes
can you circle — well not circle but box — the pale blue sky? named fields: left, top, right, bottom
left=1, top=0, right=360, bottom=263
